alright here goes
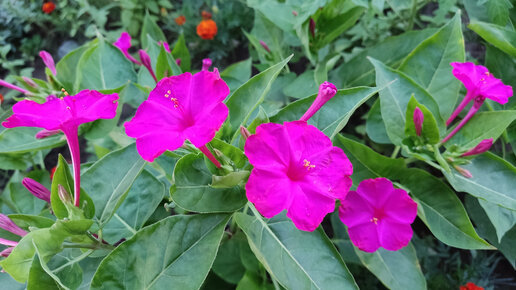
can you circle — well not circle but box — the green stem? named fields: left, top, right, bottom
left=390, top=146, right=400, bottom=158
left=433, top=144, right=451, bottom=173
left=407, top=0, right=418, bottom=30
left=248, top=202, right=262, bottom=219
left=53, top=249, right=94, bottom=273
left=62, top=241, right=114, bottom=250
left=272, top=276, right=281, bottom=290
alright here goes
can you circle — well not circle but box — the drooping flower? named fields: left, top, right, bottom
left=461, top=138, right=493, bottom=157
left=39, top=50, right=57, bottom=76
left=42, top=1, right=56, bottom=14
left=139, top=49, right=157, bottom=83
left=447, top=62, right=512, bottom=125
left=0, top=79, right=31, bottom=95
left=299, top=82, right=337, bottom=122
left=460, top=282, right=484, bottom=290
left=413, top=107, right=424, bottom=136
left=124, top=70, right=229, bottom=167
left=339, top=178, right=417, bottom=252
left=245, top=121, right=353, bottom=231
left=175, top=15, right=186, bottom=26
left=22, top=178, right=51, bottom=203
left=202, top=58, right=212, bottom=71
left=113, top=32, right=141, bottom=65
left=197, top=19, right=218, bottom=40
left=2, top=90, right=119, bottom=207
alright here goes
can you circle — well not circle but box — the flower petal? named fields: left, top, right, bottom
left=356, top=177, right=394, bottom=207
left=451, top=62, right=489, bottom=92
left=339, top=190, right=375, bottom=227
left=286, top=183, right=335, bottom=231
left=378, top=221, right=413, bottom=251
left=186, top=102, right=228, bottom=147
left=246, top=169, right=291, bottom=218
left=383, top=188, right=418, bottom=224
left=188, top=70, right=230, bottom=115
left=347, top=223, right=380, bottom=253
left=308, top=147, right=353, bottom=199
left=134, top=131, right=183, bottom=162
left=245, top=123, right=291, bottom=170
left=284, top=121, right=333, bottom=160
left=65, top=90, right=118, bottom=125
left=480, top=76, right=513, bottom=104
left=2, top=98, right=68, bottom=130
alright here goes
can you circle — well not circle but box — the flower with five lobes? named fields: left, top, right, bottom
left=2, top=90, right=119, bottom=207
left=245, top=121, right=353, bottom=231
left=339, top=178, right=418, bottom=252
left=124, top=70, right=230, bottom=167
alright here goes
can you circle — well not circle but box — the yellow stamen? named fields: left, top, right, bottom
left=370, top=217, right=378, bottom=225
left=303, top=159, right=315, bottom=170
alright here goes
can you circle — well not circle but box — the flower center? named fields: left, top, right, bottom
left=370, top=217, right=379, bottom=225
left=163, top=90, right=180, bottom=108
left=286, top=158, right=315, bottom=181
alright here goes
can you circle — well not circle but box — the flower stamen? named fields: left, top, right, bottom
left=303, top=159, right=315, bottom=171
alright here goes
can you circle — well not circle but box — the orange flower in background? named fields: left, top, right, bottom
left=42, top=1, right=56, bottom=14
left=175, top=15, right=186, bottom=26
left=201, top=11, right=212, bottom=19
left=197, top=19, right=217, bottom=40
left=0, top=93, right=4, bottom=105
left=460, top=282, right=484, bottom=290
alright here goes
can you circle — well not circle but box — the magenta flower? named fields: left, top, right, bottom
left=125, top=70, right=229, bottom=167
left=39, top=50, right=57, bottom=76
left=299, top=81, right=337, bottom=122
left=339, top=178, right=417, bottom=252
left=245, top=121, right=353, bottom=231
left=114, top=32, right=141, bottom=65
left=202, top=58, right=212, bottom=71
left=413, top=107, right=423, bottom=136
left=447, top=62, right=512, bottom=125
left=0, top=79, right=31, bottom=95
left=2, top=90, right=119, bottom=207
left=22, top=178, right=51, bottom=203
left=461, top=138, right=493, bottom=157
left=158, top=41, right=171, bottom=53
left=0, top=214, right=27, bottom=256
left=139, top=49, right=158, bottom=83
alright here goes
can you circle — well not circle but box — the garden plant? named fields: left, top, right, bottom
left=0, top=0, right=516, bottom=289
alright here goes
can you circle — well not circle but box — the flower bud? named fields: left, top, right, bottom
left=202, top=58, right=212, bottom=71
left=0, top=79, right=30, bottom=95
left=0, top=214, right=27, bottom=237
left=175, top=15, right=186, bottom=26
left=39, top=50, right=57, bottom=76
left=22, top=178, right=51, bottom=203
left=139, top=49, right=157, bottom=83
left=299, top=81, right=337, bottom=122
left=292, top=10, right=298, bottom=16
left=453, top=165, right=473, bottom=178
left=0, top=247, right=13, bottom=257
left=35, top=129, right=61, bottom=139
left=22, top=77, right=38, bottom=88
left=176, top=58, right=181, bottom=66
left=461, top=138, right=493, bottom=157
left=240, top=126, right=251, bottom=141
left=309, top=18, right=316, bottom=38
left=260, top=40, right=271, bottom=53
left=413, top=107, right=424, bottom=136
left=0, top=238, right=17, bottom=247
left=58, top=184, right=72, bottom=204
left=158, top=41, right=170, bottom=53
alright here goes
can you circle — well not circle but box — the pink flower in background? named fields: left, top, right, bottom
left=413, top=107, right=424, bottom=136
left=22, top=178, right=51, bottom=203
left=299, top=82, right=337, bottom=122
left=139, top=49, right=158, bottom=83
left=339, top=178, right=417, bottom=252
left=447, top=62, right=512, bottom=125
left=39, top=50, right=57, bottom=76
left=2, top=90, right=119, bottom=207
left=461, top=138, right=493, bottom=157
left=125, top=70, right=229, bottom=167
left=259, top=40, right=271, bottom=53
left=0, top=79, right=31, bottom=95
left=114, top=32, right=141, bottom=65
left=158, top=41, right=171, bottom=53
left=202, top=58, right=212, bottom=71
left=245, top=121, right=353, bottom=231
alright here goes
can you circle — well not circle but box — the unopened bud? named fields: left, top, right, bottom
left=139, top=49, right=158, bottom=83
left=176, top=58, right=181, bottom=66
left=413, top=107, right=424, bottom=136
left=22, top=177, right=51, bottom=203
left=35, top=129, right=61, bottom=139
left=202, top=58, right=212, bottom=71
left=0, top=247, right=13, bottom=257
left=309, top=18, right=316, bottom=38
left=461, top=138, right=493, bottom=157
left=260, top=40, right=271, bottom=53
left=22, top=77, right=38, bottom=88
left=0, top=214, right=27, bottom=237
left=292, top=10, right=298, bottom=16
left=299, top=81, right=337, bottom=122
left=158, top=41, right=171, bottom=53
left=240, top=126, right=251, bottom=141
left=453, top=165, right=473, bottom=178
left=58, top=184, right=72, bottom=204
left=39, top=50, right=57, bottom=76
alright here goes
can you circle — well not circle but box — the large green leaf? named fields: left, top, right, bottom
left=234, top=211, right=358, bottom=290
left=90, top=214, right=230, bottom=290
left=370, top=57, right=444, bottom=145
left=443, top=153, right=516, bottom=211
left=399, top=13, right=464, bottom=119
left=221, top=58, right=252, bottom=92
left=171, top=153, right=247, bottom=213
left=314, top=6, right=365, bottom=49
left=225, top=55, right=292, bottom=142
left=55, top=43, right=91, bottom=94
left=478, top=199, right=516, bottom=242
left=171, top=33, right=191, bottom=73
left=366, top=99, right=392, bottom=144
left=0, top=127, right=65, bottom=154
left=271, top=87, right=379, bottom=139
left=468, top=20, right=516, bottom=58
left=81, top=143, right=146, bottom=227
left=140, top=11, right=167, bottom=49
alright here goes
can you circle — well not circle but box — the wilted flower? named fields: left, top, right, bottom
left=125, top=70, right=229, bottom=167
left=39, top=50, right=57, bottom=76
left=202, top=58, right=212, bottom=71
left=339, top=178, right=417, bottom=252
left=0, top=214, right=27, bottom=237
left=461, top=138, right=493, bottom=157
left=175, top=15, right=186, bottom=26
left=113, top=32, right=141, bottom=65
left=197, top=19, right=218, bottom=40
left=413, top=107, right=424, bottom=136
left=42, top=1, right=56, bottom=14
left=245, top=121, right=353, bottom=231
left=299, top=82, right=337, bottom=122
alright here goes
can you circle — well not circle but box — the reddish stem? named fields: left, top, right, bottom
left=198, top=145, right=221, bottom=168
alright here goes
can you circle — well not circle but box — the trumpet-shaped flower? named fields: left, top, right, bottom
left=39, top=50, right=57, bottom=75
left=114, top=32, right=141, bottom=65
left=339, top=178, right=417, bottom=252
left=22, top=178, right=51, bottom=203
left=125, top=70, right=229, bottom=167
left=299, top=82, right=337, bottom=122
left=245, top=121, right=353, bottom=231
left=2, top=90, right=119, bottom=206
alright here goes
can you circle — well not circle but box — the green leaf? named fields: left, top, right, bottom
left=487, top=0, right=512, bottom=26
left=314, top=6, right=365, bottom=49
left=468, top=20, right=516, bottom=58
left=399, top=13, right=465, bottom=120
left=171, top=153, right=247, bottom=213
left=55, top=43, right=90, bottom=94
left=271, top=87, right=379, bottom=139
left=366, top=99, right=392, bottom=144
left=478, top=199, right=516, bottom=242
left=399, top=168, right=493, bottom=249
left=75, top=39, right=137, bottom=91
left=81, top=143, right=146, bottom=227
left=91, top=214, right=230, bottom=290
left=0, top=127, right=65, bottom=154
left=171, top=33, right=191, bottom=72
left=404, top=96, right=440, bottom=143
left=234, top=211, right=358, bottom=290
left=369, top=57, right=444, bottom=145
left=485, top=45, right=516, bottom=110
left=221, top=58, right=253, bottom=92
left=225, top=55, right=292, bottom=142
left=140, top=11, right=166, bottom=49
left=212, top=233, right=247, bottom=284
left=28, top=247, right=84, bottom=290
left=443, top=153, right=516, bottom=211
left=445, top=111, right=516, bottom=148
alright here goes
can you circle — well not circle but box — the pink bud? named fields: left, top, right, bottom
left=202, top=58, right=212, bottom=71
left=158, top=41, right=171, bottom=53
left=240, top=126, right=251, bottom=141
left=22, top=77, right=38, bottom=88
left=453, top=165, right=473, bottom=178
left=35, top=129, right=61, bottom=139
left=0, top=214, right=27, bottom=237
left=0, top=79, right=30, bottom=95
left=461, top=138, right=493, bottom=157
left=39, top=50, right=57, bottom=76
left=413, top=107, right=424, bottom=136
left=58, top=184, right=72, bottom=204
left=299, top=82, right=337, bottom=122
left=0, top=247, right=14, bottom=257
left=139, top=49, right=158, bottom=83
left=309, top=18, right=316, bottom=38
left=259, top=40, right=271, bottom=53
left=22, top=177, right=51, bottom=203
left=176, top=58, right=181, bottom=66
left=292, top=10, right=298, bottom=16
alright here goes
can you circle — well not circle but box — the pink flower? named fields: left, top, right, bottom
left=245, top=121, right=353, bottom=231
left=125, top=70, right=229, bottom=167
left=139, top=49, right=157, bottom=83
left=158, top=41, right=171, bottom=53
left=2, top=90, right=119, bottom=207
left=0, top=79, right=31, bottom=95
left=22, top=177, right=51, bottom=203
left=39, top=50, right=57, bottom=76
left=413, top=107, right=423, bottom=136
left=339, top=178, right=417, bottom=252
left=114, top=32, right=141, bottom=65
left=202, top=58, right=212, bottom=71
left=259, top=40, right=271, bottom=53
left=461, top=138, right=493, bottom=157
left=0, top=214, right=27, bottom=237
left=299, top=82, right=337, bottom=122
left=447, top=62, right=512, bottom=125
